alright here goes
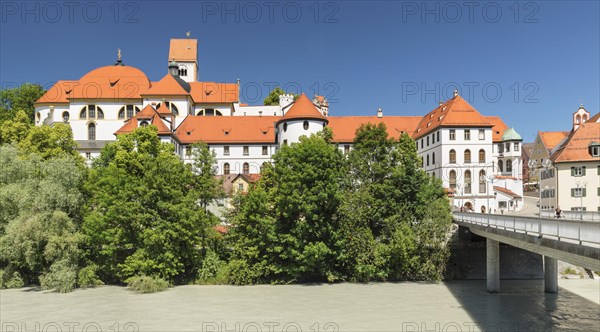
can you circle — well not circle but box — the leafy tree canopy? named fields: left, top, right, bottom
left=0, top=83, right=45, bottom=123
left=263, top=87, right=299, bottom=106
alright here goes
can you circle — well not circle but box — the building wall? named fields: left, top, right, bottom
left=556, top=161, right=600, bottom=212
left=182, top=143, right=276, bottom=175
left=278, top=119, right=326, bottom=146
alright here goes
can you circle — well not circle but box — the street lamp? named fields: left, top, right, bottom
left=528, top=158, right=552, bottom=236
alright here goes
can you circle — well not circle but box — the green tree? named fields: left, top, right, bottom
left=339, top=124, right=452, bottom=281
left=263, top=87, right=299, bottom=106
left=0, top=110, right=31, bottom=144
left=18, top=123, right=81, bottom=161
left=190, top=142, right=222, bottom=209
left=228, top=132, right=347, bottom=283
left=0, top=145, right=89, bottom=290
left=0, top=83, right=45, bottom=123
left=83, top=126, right=219, bottom=284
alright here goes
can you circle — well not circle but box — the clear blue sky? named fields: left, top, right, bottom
left=1, top=1, right=598, bottom=142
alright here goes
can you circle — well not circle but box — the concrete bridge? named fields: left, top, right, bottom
left=452, top=212, right=600, bottom=293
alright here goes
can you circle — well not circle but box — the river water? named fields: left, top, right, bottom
left=1, top=280, right=599, bottom=332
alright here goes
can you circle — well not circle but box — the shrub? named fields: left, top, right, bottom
left=126, top=275, right=169, bottom=294
left=77, top=265, right=104, bottom=288
left=39, top=260, right=77, bottom=293
left=0, top=269, right=25, bottom=289
left=196, top=250, right=226, bottom=285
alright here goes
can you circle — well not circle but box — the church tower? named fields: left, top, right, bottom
left=572, top=104, right=590, bottom=131
left=168, top=35, right=198, bottom=83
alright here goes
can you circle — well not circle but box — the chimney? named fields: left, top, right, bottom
left=377, top=107, right=383, bottom=118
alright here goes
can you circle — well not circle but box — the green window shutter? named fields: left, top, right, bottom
left=582, top=166, right=586, bottom=176
left=597, top=165, right=600, bottom=175
left=571, top=188, right=575, bottom=197
left=571, top=167, right=575, bottom=176
left=598, top=187, right=600, bottom=196
left=583, top=188, right=586, bottom=197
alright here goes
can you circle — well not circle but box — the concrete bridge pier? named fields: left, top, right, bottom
left=544, top=256, right=558, bottom=293
left=486, top=238, right=500, bottom=293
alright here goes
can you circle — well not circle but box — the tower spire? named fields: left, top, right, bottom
left=115, top=48, right=123, bottom=66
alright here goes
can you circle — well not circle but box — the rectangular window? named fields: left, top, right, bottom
left=498, top=144, right=504, bottom=154
left=243, top=146, right=249, bottom=156
left=185, top=146, right=192, bottom=156
left=262, top=146, right=268, bottom=155
left=591, top=146, right=600, bottom=156
left=283, top=139, right=288, bottom=146
left=224, top=146, right=230, bottom=156
left=238, top=183, right=244, bottom=191
left=426, top=136, right=429, bottom=146
left=344, top=145, right=350, bottom=154
left=572, top=188, right=586, bottom=197
left=478, top=129, right=485, bottom=140
left=421, top=139, right=423, bottom=149
left=514, top=143, right=520, bottom=151
left=464, top=130, right=470, bottom=140
left=505, top=143, right=510, bottom=152
left=449, top=130, right=456, bottom=140
left=85, top=152, right=91, bottom=160
left=436, top=131, right=440, bottom=142
left=572, top=166, right=585, bottom=177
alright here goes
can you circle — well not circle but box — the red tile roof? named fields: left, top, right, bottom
left=155, top=103, right=173, bottom=116
left=494, top=186, right=522, bottom=198
left=144, top=74, right=189, bottom=96
left=280, top=94, right=327, bottom=122
left=136, top=105, right=156, bottom=119
left=327, top=116, right=422, bottom=143
left=115, top=106, right=172, bottom=135
left=539, top=131, right=570, bottom=151
left=551, top=122, right=600, bottom=163
left=36, top=80, right=78, bottom=104
left=169, top=39, right=198, bottom=62
left=175, top=116, right=277, bottom=144
left=71, top=65, right=151, bottom=100
left=413, top=95, right=492, bottom=139
left=190, top=82, right=238, bottom=103
left=487, top=116, right=509, bottom=142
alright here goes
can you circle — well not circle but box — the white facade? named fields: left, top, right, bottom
left=556, top=162, right=600, bottom=212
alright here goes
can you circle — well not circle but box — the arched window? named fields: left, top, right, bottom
left=283, top=123, right=288, bottom=132
left=243, top=162, right=249, bottom=174
left=88, top=123, right=96, bottom=141
left=498, top=160, right=503, bottom=173
left=576, top=114, right=581, bottom=124
left=140, top=121, right=149, bottom=127
left=449, top=149, right=456, bottom=163
left=479, top=170, right=486, bottom=193
left=464, top=149, right=471, bottom=163
left=449, top=170, right=457, bottom=189
left=426, top=154, right=430, bottom=166
left=303, top=121, right=309, bottom=130
left=156, top=102, right=179, bottom=116
left=506, top=159, right=512, bottom=172
left=178, top=68, right=187, bottom=76
left=62, top=111, right=70, bottom=122
left=223, top=163, right=230, bottom=175
left=79, top=105, right=104, bottom=120
left=118, top=105, right=141, bottom=119
left=215, top=110, right=223, bottom=116
left=464, top=170, right=472, bottom=194
left=478, top=149, right=485, bottom=163
left=432, top=152, right=435, bottom=165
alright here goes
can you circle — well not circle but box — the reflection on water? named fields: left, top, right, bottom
left=1, top=280, right=598, bottom=331
left=446, top=280, right=599, bottom=331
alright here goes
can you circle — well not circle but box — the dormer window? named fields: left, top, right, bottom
left=590, top=143, right=600, bottom=157
left=140, top=121, right=149, bottom=127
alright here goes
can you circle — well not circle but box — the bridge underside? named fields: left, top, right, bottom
left=454, top=219, right=600, bottom=293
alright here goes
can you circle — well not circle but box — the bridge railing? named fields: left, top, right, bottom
left=453, top=212, right=600, bottom=246
left=540, top=210, right=600, bottom=222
